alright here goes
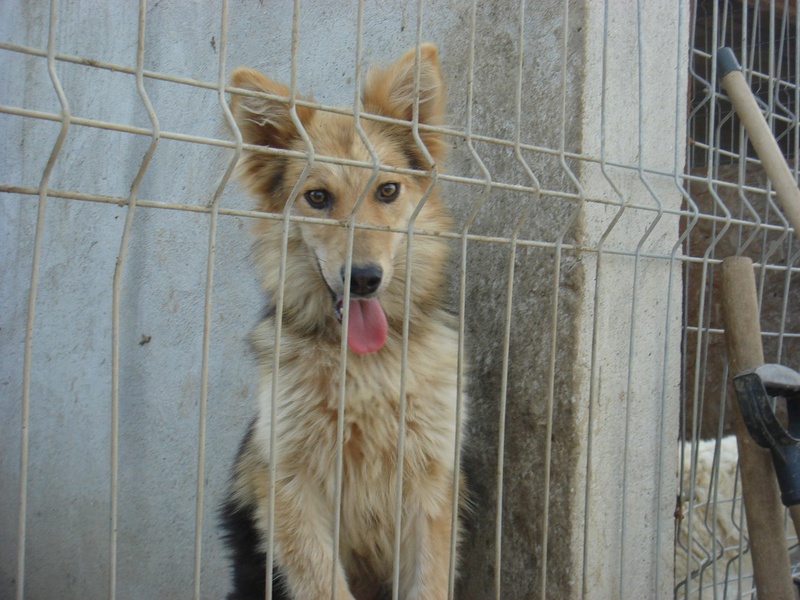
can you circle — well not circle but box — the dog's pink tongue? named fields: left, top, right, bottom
left=347, top=298, right=388, bottom=354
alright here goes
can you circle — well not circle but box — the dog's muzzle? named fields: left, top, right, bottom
left=329, top=264, right=388, bottom=354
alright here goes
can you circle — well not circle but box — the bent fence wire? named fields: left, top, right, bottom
left=678, top=1, right=800, bottom=598
left=0, top=0, right=798, bottom=599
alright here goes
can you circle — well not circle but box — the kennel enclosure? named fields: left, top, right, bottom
left=2, top=0, right=798, bottom=598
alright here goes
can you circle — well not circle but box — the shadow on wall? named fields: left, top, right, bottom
left=443, top=1, right=586, bottom=598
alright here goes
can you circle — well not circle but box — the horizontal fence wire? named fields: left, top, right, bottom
left=1, top=183, right=798, bottom=279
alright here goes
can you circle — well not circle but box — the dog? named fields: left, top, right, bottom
left=220, top=44, right=468, bottom=600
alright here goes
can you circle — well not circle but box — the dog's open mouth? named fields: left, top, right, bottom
left=333, top=294, right=388, bottom=355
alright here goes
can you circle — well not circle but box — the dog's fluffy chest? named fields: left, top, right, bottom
left=255, top=336, right=460, bottom=474
left=252, top=326, right=462, bottom=540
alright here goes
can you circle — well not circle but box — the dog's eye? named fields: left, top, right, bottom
left=376, top=182, right=400, bottom=203
left=304, top=189, right=331, bottom=209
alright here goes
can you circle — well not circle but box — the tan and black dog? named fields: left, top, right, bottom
left=221, top=44, right=468, bottom=600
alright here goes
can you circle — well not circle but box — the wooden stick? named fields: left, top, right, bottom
left=721, top=256, right=796, bottom=600
left=718, top=47, right=800, bottom=236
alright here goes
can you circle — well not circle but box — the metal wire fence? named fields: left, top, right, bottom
left=0, top=0, right=798, bottom=599
left=677, top=1, right=800, bottom=598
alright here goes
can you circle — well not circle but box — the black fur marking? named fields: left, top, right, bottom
left=378, top=123, right=428, bottom=173
left=220, top=422, right=291, bottom=599
left=399, top=139, right=428, bottom=173
left=266, top=159, right=286, bottom=198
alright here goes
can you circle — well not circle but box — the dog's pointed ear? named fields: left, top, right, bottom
left=229, top=67, right=314, bottom=148
left=362, top=44, right=446, bottom=163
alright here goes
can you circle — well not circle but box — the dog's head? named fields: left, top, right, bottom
left=230, top=44, right=449, bottom=354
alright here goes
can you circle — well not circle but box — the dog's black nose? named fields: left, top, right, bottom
left=346, top=264, right=383, bottom=297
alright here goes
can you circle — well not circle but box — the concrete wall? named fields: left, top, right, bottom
left=575, top=2, right=687, bottom=597
left=1, top=1, right=686, bottom=598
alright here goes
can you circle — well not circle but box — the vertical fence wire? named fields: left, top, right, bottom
left=581, top=0, right=630, bottom=594
left=441, top=1, right=496, bottom=597
left=755, top=3, right=791, bottom=304
left=108, top=2, right=161, bottom=597
left=732, top=2, right=762, bottom=264
left=654, top=0, right=692, bottom=592
left=618, top=1, right=667, bottom=594
left=775, top=4, right=800, bottom=363
left=12, top=0, right=800, bottom=598
left=733, top=121, right=763, bottom=258
left=499, top=215, right=531, bottom=599
left=551, top=0, right=584, bottom=591
left=263, top=1, right=317, bottom=597
left=698, top=69, right=727, bottom=536
left=330, top=3, right=381, bottom=597
left=448, top=0, right=493, bottom=595
left=684, top=7, right=734, bottom=590
left=679, top=2, right=707, bottom=584
left=391, top=2, right=442, bottom=596
left=511, top=0, right=541, bottom=239
left=16, top=1, right=72, bottom=598
left=508, top=1, right=543, bottom=589
left=707, top=395, right=728, bottom=592
left=581, top=2, right=620, bottom=597
left=752, top=4, right=777, bottom=305
left=794, top=4, right=799, bottom=181
left=192, top=1, right=241, bottom=596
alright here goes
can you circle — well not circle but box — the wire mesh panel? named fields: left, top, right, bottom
left=5, top=0, right=794, bottom=599
left=678, top=0, right=800, bottom=598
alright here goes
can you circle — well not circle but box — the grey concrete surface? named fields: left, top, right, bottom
left=1, top=1, right=686, bottom=598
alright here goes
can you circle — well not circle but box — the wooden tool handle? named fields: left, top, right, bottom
left=721, top=256, right=796, bottom=600
left=718, top=47, right=800, bottom=236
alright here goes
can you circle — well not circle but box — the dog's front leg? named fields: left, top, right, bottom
left=401, top=498, right=456, bottom=600
left=271, top=476, right=355, bottom=600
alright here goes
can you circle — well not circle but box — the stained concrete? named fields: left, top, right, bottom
left=1, top=1, right=686, bottom=598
